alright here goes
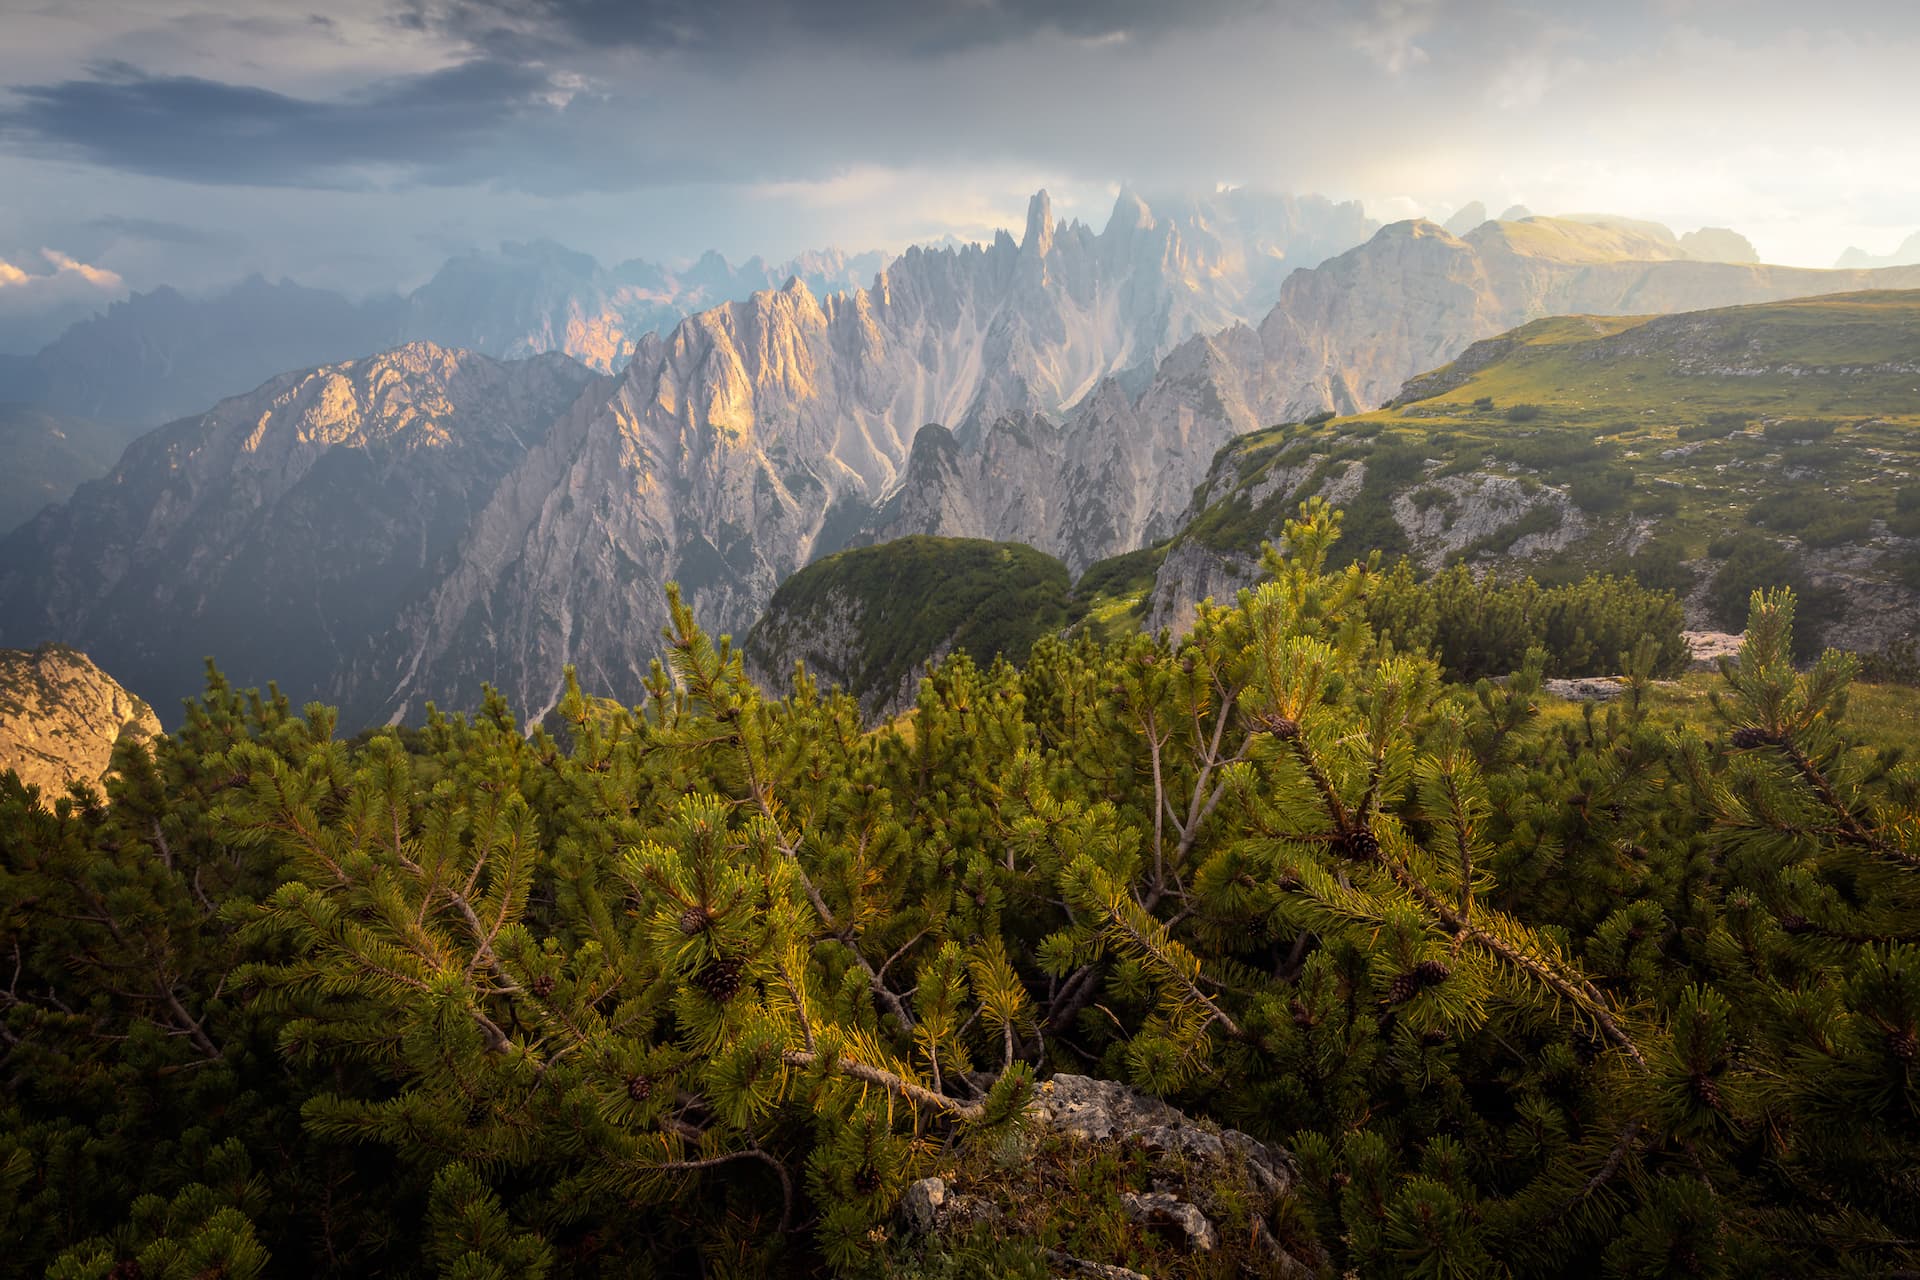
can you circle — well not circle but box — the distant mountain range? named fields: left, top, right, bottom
left=1836, top=231, right=1920, bottom=269
left=0, top=242, right=888, bottom=433
left=8, top=194, right=1916, bottom=727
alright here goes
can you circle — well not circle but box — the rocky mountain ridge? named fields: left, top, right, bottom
left=0, top=343, right=600, bottom=725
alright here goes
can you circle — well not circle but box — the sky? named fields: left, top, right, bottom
left=1, top=0, right=1918, bottom=349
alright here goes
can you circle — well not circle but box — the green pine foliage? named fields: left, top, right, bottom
left=3, top=502, right=1918, bottom=1277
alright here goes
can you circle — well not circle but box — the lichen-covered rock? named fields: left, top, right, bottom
left=0, top=642, right=158, bottom=795
left=1026, top=1074, right=1295, bottom=1196
left=891, top=1072, right=1321, bottom=1278
left=1120, top=1191, right=1218, bottom=1252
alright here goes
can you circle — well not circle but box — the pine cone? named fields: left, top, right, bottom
left=1421, top=1029, right=1450, bottom=1047
left=1691, top=1071, right=1723, bottom=1111
left=108, top=1263, right=143, bottom=1280
left=1385, top=971, right=1419, bottom=1005
left=1729, top=727, right=1772, bottom=750
left=1259, top=713, right=1302, bottom=740
left=1413, top=959, right=1452, bottom=987
left=693, top=955, right=745, bottom=1003
left=851, top=1165, right=882, bottom=1194
left=1343, top=827, right=1381, bottom=861
left=1290, top=998, right=1316, bottom=1029
left=1778, top=914, right=1813, bottom=935
left=679, top=904, right=714, bottom=936
left=627, top=1074, right=653, bottom=1102
left=531, top=974, right=556, bottom=998
left=1889, top=1029, right=1918, bottom=1063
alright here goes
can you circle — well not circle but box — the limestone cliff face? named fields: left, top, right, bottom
left=0, top=643, right=158, bottom=795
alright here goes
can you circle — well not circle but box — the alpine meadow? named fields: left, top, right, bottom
left=3, top=2, right=1920, bottom=1277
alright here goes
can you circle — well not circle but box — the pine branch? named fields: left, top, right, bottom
left=781, top=1049, right=984, bottom=1121
left=1386, top=858, right=1646, bottom=1068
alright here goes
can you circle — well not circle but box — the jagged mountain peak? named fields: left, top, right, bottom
left=1108, top=186, right=1155, bottom=235
left=1022, top=189, right=1055, bottom=256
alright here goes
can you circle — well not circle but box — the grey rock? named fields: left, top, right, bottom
left=901, top=1177, right=947, bottom=1234
left=1120, top=1191, right=1218, bottom=1253
left=1543, top=677, right=1627, bottom=702
left=1026, top=1074, right=1295, bottom=1197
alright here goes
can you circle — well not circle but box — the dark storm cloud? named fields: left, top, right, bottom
left=0, top=58, right=554, bottom=187
left=414, top=0, right=1280, bottom=59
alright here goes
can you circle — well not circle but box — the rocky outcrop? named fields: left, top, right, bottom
left=896, top=1073, right=1319, bottom=1278
left=0, top=643, right=158, bottom=795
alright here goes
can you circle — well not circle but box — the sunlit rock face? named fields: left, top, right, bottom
left=0, top=642, right=159, bottom=795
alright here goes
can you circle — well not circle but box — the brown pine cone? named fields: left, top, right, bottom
left=531, top=973, right=557, bottom=998
left=1343, top=827, right=1381, bottom=860
left=108, top=1263, right=143, bottom=1280
left=1691, top=1072, right=1724, bottom=1111
left=1273, top=716, right=1304, bottom=740
left=1290, top=998, right=1316, bottom=1029
left=627, top=1074, right=653, bottom=1101
left=1413, top=959, right=1452, bottom=987
left=1778, top=914, right=1813, bottom=935
left=693, top=955, right=746, bottom=1003
left=1729, top=727, right=1772, bottom=750
left=1889, top=1029, right=1918, bottom=1063
left=679, top=904, right=714, bottom=936
left=1385, top=972, right=1419, bottom=1005
left=852, top=1165, right=882, bottom=1194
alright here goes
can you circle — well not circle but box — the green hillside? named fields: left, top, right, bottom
left=1139, top=291, right=1920, bottom=658
left=744, top=535, right=1071, bottom=716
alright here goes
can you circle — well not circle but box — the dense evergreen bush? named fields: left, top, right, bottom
left=3, top=502, right=1916, bottom=1278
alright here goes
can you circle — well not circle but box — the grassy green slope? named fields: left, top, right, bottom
left=1121, top=290, right=1920, bottom=653
left=744, top=536, right=1071, bottom=711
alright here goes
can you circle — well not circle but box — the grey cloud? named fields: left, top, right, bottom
left=0, top=58, right=555, bottom=187
left=87, top=216, right=241, bottom=248
left=415, top=0, right=1287, bottom=58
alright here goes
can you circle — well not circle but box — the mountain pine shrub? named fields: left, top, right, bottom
left=0, top=501, right=1914, bottom=1277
